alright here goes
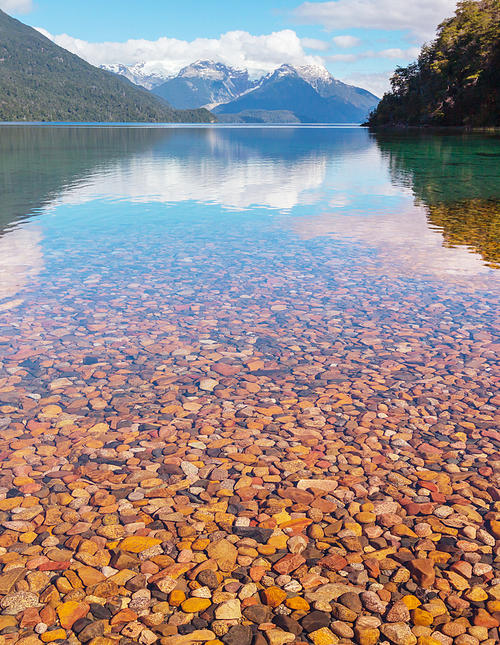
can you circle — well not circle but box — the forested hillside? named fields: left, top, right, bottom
left=0, top=10, right=214, bottom=123
left=367, top=0, right=500, bottom=127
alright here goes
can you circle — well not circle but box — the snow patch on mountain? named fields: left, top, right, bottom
left=100, top=62, right=173, bottom=89
left=178, top=60, right=246, bottom=80
left=295, top=65, right=336, bottom=89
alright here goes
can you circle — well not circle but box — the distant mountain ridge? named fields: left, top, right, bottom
left=0, top=10, right=213, bottom=123
left=105, top=59, right=380, bottom=123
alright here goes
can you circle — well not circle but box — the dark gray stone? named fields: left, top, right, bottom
left=223, top=625, right=253, bottom=645
left=301, top=611, right=331, bottom=633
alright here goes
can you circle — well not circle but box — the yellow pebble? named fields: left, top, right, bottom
left=21, top=497, right=41, bottom=508
left=344, top=522, right=362, bottom=536
left=267, top=535, right=288, bottom=549
left=412, top=608, right=433, bottom=626
left=41, top=629, right=66, bottom=642
left=169, top=590, right=186, bottom=607
left=273, top=511, right=292, bottom=525
left=464, top=587, right=488, bottom=602
left=391, top=524, right=418, bottom=538
left=0, top=617, right=16, bottom=630
left=0, top=498, right=23, bottom=511
left=355, top=512, right=376, bottom=524
left=309, top=627, right=340, bottom=645
left=57, top=493, right=74, bottom=506
left=402, top=595, right=422, bottom=610
left=181, top=598, right=211, bottom=613
left=177, top=541, right=194, bottom=551
left=258, top=545, right=276, bottom=555
left=13, top=476, right=35, bottom=486
left=19, top=532, right=37, bottom=544
left=239, top=547, right=259, bottom=557
left=140, top=478, right=163, bottom=488
left=86, top=440, right=104, bottom=449
left=285, top=597, right=310, bottom=611
left=429, top=551, right=451, bottom=564
left=119, top=536, right=162, bottom=553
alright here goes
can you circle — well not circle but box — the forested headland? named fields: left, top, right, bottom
left=366, top=0, right=500, bottom=127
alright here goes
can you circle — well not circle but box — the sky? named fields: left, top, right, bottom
left=2, top=0, right=459, bottom=96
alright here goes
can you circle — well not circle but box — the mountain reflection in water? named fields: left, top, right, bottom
left=1, top=125, right=500, bottom=309
left=0, top=125, right=370, bottom=232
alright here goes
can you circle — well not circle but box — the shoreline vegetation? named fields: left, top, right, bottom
left=366, top=0, right=500, bottom=128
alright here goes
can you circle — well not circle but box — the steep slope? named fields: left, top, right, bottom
left=0, top=10, right=213, bottom=123
left=213, top=64, right=379, bottom=123
left=367, top=0, right=500, bottom=126
left=294, top=65, right=379, bottom=111
left=151, top=60, right=258, bottom=109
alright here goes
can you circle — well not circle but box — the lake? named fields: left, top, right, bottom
left=1, top=124, right=500, bottom=643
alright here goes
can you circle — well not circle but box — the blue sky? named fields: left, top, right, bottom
left=3, top=0, right=458, bottom=96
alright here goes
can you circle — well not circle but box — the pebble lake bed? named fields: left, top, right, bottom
left=1, top=125, right=500, bottom=645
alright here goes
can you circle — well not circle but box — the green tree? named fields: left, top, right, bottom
left=367, top=0, right=500, bottom=127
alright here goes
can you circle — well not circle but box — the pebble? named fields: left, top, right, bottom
left=1, top=195, right=500, bottom=645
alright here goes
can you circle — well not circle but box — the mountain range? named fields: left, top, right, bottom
left=151, top=60, right=259, bottom=110
left=102, top=60, right=380, bottom=123
left=0, top=5, right=378, bottom=124
left=0, top=10, right=213, bottom=123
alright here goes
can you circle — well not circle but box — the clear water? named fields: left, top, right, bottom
left=1, top=124, right=500, bottom=424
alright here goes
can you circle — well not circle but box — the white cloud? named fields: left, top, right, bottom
left=293, top=0, right=458, bottom=40
left=36, top=28, right=326, bottom=78
left=301, top=37, right=330, bottom=51
left=47, top=144, right=329, bottom=213
left=327, top=53, right=358, bottom=63
left=0, top=0, right=33, bottom=14
left=327, top=46, right=420, bottom=64
left=339, top=71, right=393, bottom=97
left=373, top=47, right=421, bottom=60
left=332, top=35, right=362, bottom=48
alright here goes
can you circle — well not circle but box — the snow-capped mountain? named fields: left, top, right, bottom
left=151, top=60, right=259, bottom=110
left=101, top=59, right=380, bottom=122
left=213, top=63, right=380, bottom=123
left=100, top=62, right=172, bottom=90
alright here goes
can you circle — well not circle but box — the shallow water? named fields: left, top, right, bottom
left=1, top=124, right=500, bottom=431
left=3, top=125, right=500, bottom=644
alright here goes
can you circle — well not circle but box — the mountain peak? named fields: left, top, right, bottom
left=177, top=60, right=250, bottom=84
left=265, top=64, right=335, bottom=90
left=295, top=65, right=334, bottom=85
